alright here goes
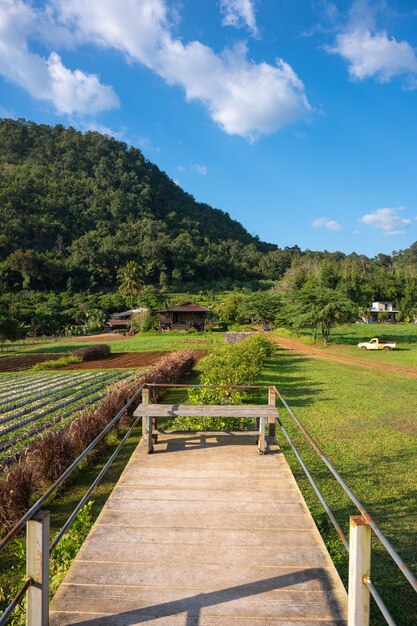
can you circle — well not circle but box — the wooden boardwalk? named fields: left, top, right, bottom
left=50, top=432, right=348, bottom=626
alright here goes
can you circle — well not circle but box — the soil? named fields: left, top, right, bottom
left=63, top=332, right=127, bottom=343
left=271, top=334, right=417, bottom=380
left=62, top=351, right=169, bottom=370
left=0, top=353, right=63, bottom=373
left=0, top=349, right=207, bottom=374
left=63, top=349, right=208, bottom=370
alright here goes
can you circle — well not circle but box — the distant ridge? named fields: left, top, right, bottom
left=0, top=118, right=283, bottom=290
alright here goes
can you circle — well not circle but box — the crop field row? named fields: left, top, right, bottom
left=0, top=371, right=133, bottom=464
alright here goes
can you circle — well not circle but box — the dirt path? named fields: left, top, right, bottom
left=271, top=334, right=417, bottom=380
left=63, top=332, right=127, bottom=343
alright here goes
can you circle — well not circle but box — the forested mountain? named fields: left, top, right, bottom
left=1, top=117, right=417, bottom=336
left=0, top=118, right=287, bottom=291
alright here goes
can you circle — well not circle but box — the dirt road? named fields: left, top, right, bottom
left=271, top=334, right=417, bottom=379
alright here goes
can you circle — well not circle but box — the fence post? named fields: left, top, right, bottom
left=141, top=388, right=153, bottom=453
left=348, top=514, right=371, bottom=626
left=26, top=510, right=50, bottom=626
left=268, top=387, right=276, bottom=438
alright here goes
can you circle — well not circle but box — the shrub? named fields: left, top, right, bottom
left=30, top=430, right=76, bottom=484
left=0, top=464, right=39, bottom=532
left=31, top=355, right=82, bottom=370
left=70, top=344, right=111, bottom=362
left=172, top=336, right=274, bottom=431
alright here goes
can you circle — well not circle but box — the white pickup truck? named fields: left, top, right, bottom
left=357, top=338, right=396, bottom=351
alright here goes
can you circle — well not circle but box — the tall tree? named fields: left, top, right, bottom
left=284, top=286, right=358, bottom=346
left=117, top=261, right=144, bottom=314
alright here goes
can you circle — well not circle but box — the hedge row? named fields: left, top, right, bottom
left=173, top=335, right=274, bottom=431
left=0, top=350, right=196, bottom=533
left=70, top=344, right=111, bottom=361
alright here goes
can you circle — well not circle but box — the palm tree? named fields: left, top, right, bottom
left=117, top=261, right=144, bottom=316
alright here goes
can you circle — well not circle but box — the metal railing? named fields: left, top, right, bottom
left=270, top=385, right=417, bottom=626
left=132, top=382, right=417, bottom=625
left=0, top=382, right=415, bottom=626
left=0, top=382, right=145, bottom=626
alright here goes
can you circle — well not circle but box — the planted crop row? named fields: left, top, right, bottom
left=0, top=372, right=75, bottom=398
left=0, top=371, right=132, bottom=463
left=0, top=373, right=129, bottom=441
left=0, top=392, right=105, bottom=461
left=0, top=372, right=110, bottom=420
left=0, top=371, right=97, bottom=405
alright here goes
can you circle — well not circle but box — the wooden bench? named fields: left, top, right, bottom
left=133, top=401, right=279, bottom=455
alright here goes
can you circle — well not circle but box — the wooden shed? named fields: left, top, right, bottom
left=159, top=303, right=210, bottom=331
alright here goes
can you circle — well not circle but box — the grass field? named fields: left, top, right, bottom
left=275, top=323, right=417, bottom=366
left=257, top=347, right=417, bottom=626
left=1, top=333, right=415, bottom=624
left=15, top=331, right=225, bottom=355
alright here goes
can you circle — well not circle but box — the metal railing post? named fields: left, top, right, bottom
left=348, top=514, right=371, bottom=626
left=26, top=510, right=50, bottom=626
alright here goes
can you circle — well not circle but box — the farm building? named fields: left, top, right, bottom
left=108, top=308, right=148, bottom=329
left=159, top=303, right=210, bottom=331
left=369, top=301, right=399, bottom=323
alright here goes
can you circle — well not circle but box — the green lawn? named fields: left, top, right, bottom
left=15, top=331, right=225, bottom=355
left=257, top=348, right=417, bottom=626
left=275, top=323, right=417, bottom=366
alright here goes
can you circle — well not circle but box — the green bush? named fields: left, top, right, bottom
left=31, top=355, right=82, bottom=371
left=71, top=344, right=110, bottom=361
left=171, top=335, right=274, bottom=431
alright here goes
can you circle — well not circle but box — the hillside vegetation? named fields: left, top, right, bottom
left=1, top=118, right=417, bottom=337
left=0, top=118, right=281, bottom=291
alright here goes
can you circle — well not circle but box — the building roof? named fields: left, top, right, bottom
left=109, top=308, right=146, bottom=319
left=160, top=303, right=211, bottom=313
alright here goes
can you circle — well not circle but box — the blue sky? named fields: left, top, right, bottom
left=1, top=0, right=417, bottom=257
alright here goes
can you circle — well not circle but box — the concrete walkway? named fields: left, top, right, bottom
left=50, top=432, right=348, bottom=626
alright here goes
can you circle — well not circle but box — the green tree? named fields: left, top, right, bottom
left=245, top=292, right=281, bottom=325
left=117, top=261, right=144, bottom=313
left=283, top=286, right=358, bottom=346
left=0, top=305, right=20, bottom=341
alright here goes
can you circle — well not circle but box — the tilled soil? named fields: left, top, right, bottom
left=0, top=353, right=63, bottom=372
left=63, top=351, right=169, bottom=370
left=271, top=334, right=417, bottom=379
left=0, top=349, right=208, bottom=373
left=62, top=350, right=208, bottom=370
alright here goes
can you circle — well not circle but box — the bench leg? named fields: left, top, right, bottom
left=142, top=416, right=154, bottom=453
left=268, top=417, right=276, bottom=439
left=258, top=416, right=266, bottom=454
left=152, top=417, right=158, bottom=444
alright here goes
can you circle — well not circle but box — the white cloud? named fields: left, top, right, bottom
left=312, top=217, right=342, bottom=231
left=194, top=164, right=207, bottom=175
left=329, top=29, right=417, bottom=83
left=1, top=0, right=310, bottom=139
left=0, top=0, right=118, bottom=115
left=50, top=0, right=310, bottom=140
left=360, top=207, right=411, bottom=235
left=220, top=0, right=259, bottom=37
left=327, top=0, right=417, bottom=85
